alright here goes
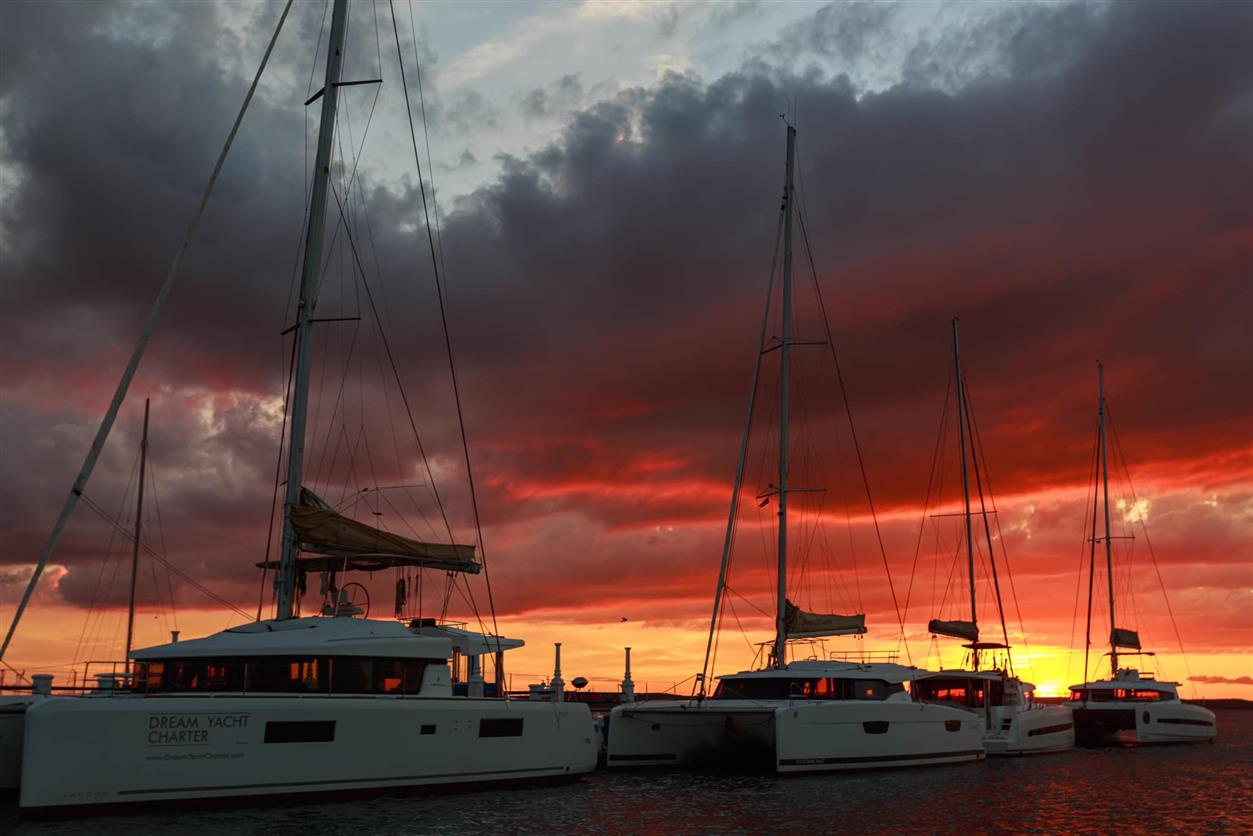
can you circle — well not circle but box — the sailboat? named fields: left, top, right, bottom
left=15, top=0, right=596, bottom=813
left=1067, top=365, right=1216, bottom=745
left=911, top=321, right=1074, bottom=755
left=605, top=125, right=984, bottom=773
left=0, top=399, right=158, bottom=791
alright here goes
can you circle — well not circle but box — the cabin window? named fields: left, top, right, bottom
left=131, top=656, right=436, bottom=695
left=264, top=720, right=336, bottom=744
left=331, top=658, right=374, bottom=694
left=711, top=678, right=903, bottom=701
left=479, top=718, right=524, bottom=737
left=913, top=678, right=1003, bottom=708
left=248, top=657, right=326, bottom=693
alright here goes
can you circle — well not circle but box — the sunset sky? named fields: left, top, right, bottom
left=1, top=0, right=1249, bottom=699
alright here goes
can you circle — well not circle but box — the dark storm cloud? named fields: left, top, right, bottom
left=519, top=73, right=584, bottom=122
left=1, top=0, right=1249, bottom=624
left=771, top=0, right=900, bottom=66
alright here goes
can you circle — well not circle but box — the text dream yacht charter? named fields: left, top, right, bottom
left=1067, top=366, right=1215, bottom=745
left=11, top=0, right=595, bottom=813
left=911, top=320, right=1073, bottom=755
left=607, top=125, right=984, bottom=773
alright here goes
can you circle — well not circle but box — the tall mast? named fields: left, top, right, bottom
left=124, top=398, right=150, bottom=672
left=773, top=124, right=796, bottom=669
left=276, top=0, right=349, bottom=620
left=952, top=318, right=977, bottom=667
left=1099, top=363, right=1117, bottom=676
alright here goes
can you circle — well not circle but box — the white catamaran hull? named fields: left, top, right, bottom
left=982, top=703, right=1074, bottom=755
left=20, top=695, right=598, bottom=812
left=607, top=699, right=985, bottom=772
left=0, top=695, right=37, bottom=791
left=1072, top=701, right=1216, bottom=746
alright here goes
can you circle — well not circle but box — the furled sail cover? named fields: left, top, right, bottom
left=928, top=619, right=980, bottom=643
left=784, top=599, right=867, bottom=638
left=1111, top=627, right=1141, bottom=649
left=289, top=488, right=480, bottom=574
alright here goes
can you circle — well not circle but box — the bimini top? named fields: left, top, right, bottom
left=719, top=660, right=923, bottom=685
left=255, top=488, right=480, bottom=575
left=131, top=617, right=452, bottom=661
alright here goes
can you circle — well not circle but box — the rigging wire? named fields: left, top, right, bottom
left=901, top=374, right=952, bottom=631
left=388, top=0, right=500, bottom=645
left=965, top=384, right=1032, bottom=674
left=1083, top=415, right=1103, bottom=683
left=959, top=378, right=1012, bottom=669
left=795, top=198, right=909, bottom=664
left=324, top=175, right=491, bottom=641
left=1107, top=406, right=1197, bottom=697
left=0, top=0, right=294, bottom=663
left=78, top=494, right=251, bottom=621
left=144, top=450, right=179, bottom=636
left=258, top=337, right=297, bottom=621
left=701, top=200, right=784, bottom=693
left=72, top=450, right=139, bottom=667
left=327, top=176, right=457, bottom=545
left=1067, top=418, right=1103, bottom=686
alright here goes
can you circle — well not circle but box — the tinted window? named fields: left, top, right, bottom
left=264, top=720, right=336, bottom=743
left=712, top=678, right=903, bottom=701
left=479, top=718, right=524, bottom=737
left=132, top=657, right=434, bottom=695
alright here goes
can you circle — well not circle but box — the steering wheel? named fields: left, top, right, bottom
left=337, top=581, right=370, bottom=618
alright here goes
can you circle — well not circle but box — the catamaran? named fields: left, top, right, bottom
left=1067, top=365, right=1216, bottom=745
left=13, top=0, right=596, bottom=813
left=606, top=125, right=984, bottom=773
left=911, top=320, right=1073, bottom=755
left=0, top=398, right=159, bottom=791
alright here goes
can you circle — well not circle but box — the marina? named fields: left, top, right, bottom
left=1, top=0, right=1247, bottom=830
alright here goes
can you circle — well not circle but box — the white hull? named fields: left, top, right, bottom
left=607, top=699, right=985, bottom=773
left=0, top=695, right=36, bottom=790
left=982, top=703, right=1074, bottom=755
left=20, top=694, right=597, bottom=812
left=1073, top=701, right=1216, bottom=746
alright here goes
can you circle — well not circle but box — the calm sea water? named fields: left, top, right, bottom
left=5, top=710, right=1250, bottom=834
